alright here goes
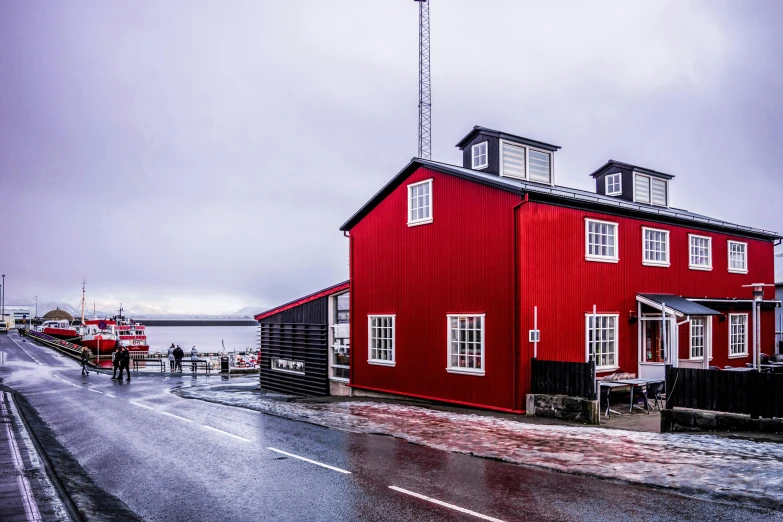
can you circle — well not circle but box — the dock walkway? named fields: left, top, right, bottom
left=0, top=391, right=67, bottom=521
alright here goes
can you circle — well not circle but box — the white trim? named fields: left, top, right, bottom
left=446, top=313, right=486, bottom=376
left=727, top=240, right=748, bottom=274
left=471, top=141, right=488, bottom=170
left=689, top=317, right=706, bottom=360
left=584, top=218, right=619, bottom=262
left=605, top=172, right=622, bottom=196
left=407, top=178, right=433, bottom=227
left=584, top=312, right=619, bottom=371
left=498, top=139, right=554, bottom=186
left=368, top=314, right=396, bottom=366
left=641, top=226, right=670, bottom=267
left=688, top=233, right=712, bottom=271
left=633, top=172, right=669, bottom=207
left=728, top=313, right=749, bottom=357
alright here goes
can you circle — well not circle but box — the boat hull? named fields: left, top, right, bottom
left=77, top=337, right=118, bottom=354
left=41, top=328, right=79, bottom=341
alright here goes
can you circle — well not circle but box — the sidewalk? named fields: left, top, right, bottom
left=179, top=381, right=783, bottom=511
left=0, top=391, right=68, bottom=521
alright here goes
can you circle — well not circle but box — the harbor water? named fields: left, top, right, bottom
left=144, top=325, right=258, bottom=354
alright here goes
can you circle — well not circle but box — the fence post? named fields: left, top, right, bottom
left=749, top=369, right=759, bottom=420
left=664, top=364, right=674, bottom=410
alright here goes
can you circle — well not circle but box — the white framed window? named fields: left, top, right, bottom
left=447, top=314, right=485, bottom=375
left=690, top=318, right=705, bottom=359
left=728, top=240, right=748, bottom=274
left=634, top=174, right=650, bottom=204
left=605, top=173, right=622, bottom=196
left=642, top=227, right=670, bottom=267
left=729, top=313, right=748, bottom=357
left=689, top=234, right=712, bottom=270
left=651, top=178, right=668, bottom=206
left=634, top=174, right=669, bottom=207
left=499, top=139, right=553, bottom=184
left=407, top=179, right=432, bottom=227
left=585, top=218, right=618, bottom=263
left=471, top=141, right=488, bottom=170
left=585, top=314, right=618, bottom=371
left=368, top=315, right=395, bottom=366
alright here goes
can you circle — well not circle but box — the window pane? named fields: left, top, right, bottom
left=635, top=175, right=651, bottom=204
left=448, top=315, right=484, bottom=371
left=501, top=141, right=526, bottom=179
left=528, top=150, right=551, bottom=183
left=651, top=178, right=667, bottom=206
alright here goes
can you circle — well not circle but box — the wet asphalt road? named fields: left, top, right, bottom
left=0, top=332, right=780, bottom=522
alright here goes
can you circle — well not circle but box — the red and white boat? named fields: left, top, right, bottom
left=36, top=320, right=79, bottom=341
left=77, top=321, right=119, bottom=355
left=113, top=315, right=149, bottom=353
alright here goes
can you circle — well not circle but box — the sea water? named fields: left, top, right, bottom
left=144, top=325, right=258, bottom=354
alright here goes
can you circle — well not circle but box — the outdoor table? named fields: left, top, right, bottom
left=614, top=378, right=663, bottom=413
left=598, top=381, right=628, bottom=417
left=724, top=367, right=753, bottom=372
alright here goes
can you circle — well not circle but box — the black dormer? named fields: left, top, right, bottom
left=589, top=160, right=674, bottom=207
left=455, top=126, right=560, bottom=184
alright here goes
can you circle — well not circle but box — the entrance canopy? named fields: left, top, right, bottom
left=637, top=294, right=722, bottom=318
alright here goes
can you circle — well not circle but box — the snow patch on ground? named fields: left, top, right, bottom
left=181, top=386, right=783, bottom=508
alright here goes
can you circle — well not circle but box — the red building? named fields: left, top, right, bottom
left=340, top=126, right=781, bottom=413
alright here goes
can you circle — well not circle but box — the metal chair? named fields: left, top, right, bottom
left=645, top=381, right=663, bottom=411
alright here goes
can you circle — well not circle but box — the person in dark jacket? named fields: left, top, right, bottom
left=80, top=346, right=92, bottom=375
left=117, top=346, right=131, bottom=381
left=111, top=346, right=122, bottom=379
left=173, top=345, right=184, bottom=372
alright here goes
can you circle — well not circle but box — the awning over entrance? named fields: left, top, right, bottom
left=637, top=294, right=722, bottom=318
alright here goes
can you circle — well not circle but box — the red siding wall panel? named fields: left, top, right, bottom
left=350, top=167, right=522, bottom=411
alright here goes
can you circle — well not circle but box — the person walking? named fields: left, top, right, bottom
left=190, top=346, right=198, bottom=373
left=117, top=346, right=131, bottom=381
left=173, top=345, right=184, bottom=372
left=111, top=346, right=122, bottom=379
left=167, top=343, right=176, bottom=372
left=80, top=346, right=93, bottom=375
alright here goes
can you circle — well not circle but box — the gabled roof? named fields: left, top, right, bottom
left=589, top=160, right=675, bottom=180
left=637, top=294, right=722, bottom=317
left=455, top=126, right=561, bottom=152
left=254, top=280, right=349, bottom=321
left=339, top=158, right=780, bottom=241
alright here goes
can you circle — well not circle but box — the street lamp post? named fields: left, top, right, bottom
left=35, top=296, right=38, bottom=318
left=1, top=274, right=4, bottom=321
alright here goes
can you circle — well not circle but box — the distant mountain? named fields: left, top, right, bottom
left=234, top=306, right=262, bottom=317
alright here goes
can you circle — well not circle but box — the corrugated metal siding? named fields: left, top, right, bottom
left=258, top=297, right=328, bottom=324
left=519, top=202, right=776, bottom=377
left=349, top=167, right=521, bottom=411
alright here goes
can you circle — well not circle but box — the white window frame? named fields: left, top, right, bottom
left=690, top=318, right=705, bottom=360
left=498, top=139, right=554, bottom=185
left=446, top=314, right=485, bottom=376
left=605, top=173, right=622, bottom=196
left=471, top=141, right=488, bottom=170
left=407, top=179, right=433, bottom=227
left=642, top=227, right=670, bottom=267
left=727, top=240, right=748, bottom=274
left=584, top=313, right=619, bottom=372
left=585, top=218, right=619, bottom=263
left=633, top=173, right=669, bottom=207
left=368, top=314, right=396, bottom=366
left=728, top=313, right=748, bottom=358
left=688, top=234, right=712, bottom=271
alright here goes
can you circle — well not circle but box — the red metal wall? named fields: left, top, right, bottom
left=349, top=167, right=522, bottom=411
left=518, top=202, right=777, bottom=380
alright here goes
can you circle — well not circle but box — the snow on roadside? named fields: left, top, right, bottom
left=182, top=387, right=783, bottom=508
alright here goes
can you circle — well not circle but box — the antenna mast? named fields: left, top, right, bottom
left=415, top=0, right=431, bottom=160
left=80, top=278, right=86, bottom=325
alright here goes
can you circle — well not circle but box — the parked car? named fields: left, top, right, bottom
left=0, top=322, right=7, bottom=334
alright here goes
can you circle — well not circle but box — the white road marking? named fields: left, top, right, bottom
left=2, top=393, right=43, bottom=521
left=203, top=425, right=251, bottom=442
left=104, top=393, right=118, bottom=398
left=88, top=389, right=103, bottom=395
left=129, top=401, right=156, bottom=411
left=267, top=447, right=351, bottom=474
left=159, top=411, right=193, bottom=423
left=9, top=336, right=41, bottom=366
left=388, top=486, right=505, bottom=522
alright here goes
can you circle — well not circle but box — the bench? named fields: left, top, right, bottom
left=132, top=358, right=167, bottom=372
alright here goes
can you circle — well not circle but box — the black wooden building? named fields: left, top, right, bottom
left=255, top=281, right=349, bottom=396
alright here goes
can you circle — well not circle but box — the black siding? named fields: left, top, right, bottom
left=594, top=165, right=634, bottom=201
left=258, top=296, right=330, bottom=396
left=461, top=134, right=500, bottom=176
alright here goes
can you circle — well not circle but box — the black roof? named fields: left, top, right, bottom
left=589, top=160, right=675, bottom=180
left=637, top=294, right=722, bottom=317
left=455, top=126, right=561, bottom=152
left=339, top=158, right=780, bottom=240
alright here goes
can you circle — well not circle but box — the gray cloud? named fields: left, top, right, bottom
left=1, top=0, right=782, bottom=313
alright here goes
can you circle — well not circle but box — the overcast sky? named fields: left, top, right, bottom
left=1, top=1, right=782, bottom=314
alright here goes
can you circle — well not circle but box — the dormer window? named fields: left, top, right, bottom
left=605, top=173, right=621, bottom=196
left=471, top=142, right=488, bottom=170
left=634, top=173, right=668, bottom=206
left=499, top=140, right=552, bottom=184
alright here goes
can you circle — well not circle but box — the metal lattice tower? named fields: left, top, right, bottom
left=415, top=0, right=431, bottom=160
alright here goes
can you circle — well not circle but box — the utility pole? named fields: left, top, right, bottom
left=414, top=0, right=431, bottom=160
left=1, top=274, right=5, bottom=321
left=35, top=295, right=38, bottom=318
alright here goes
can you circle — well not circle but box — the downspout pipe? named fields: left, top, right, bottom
left=512, top=194, right=528, bottom=411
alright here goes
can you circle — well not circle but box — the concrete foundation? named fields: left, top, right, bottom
left=329, top=381, right=351, bottom=397
left=525, top=394, right=599, bottom=425
left=661, top=408, right=783, bottom=433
